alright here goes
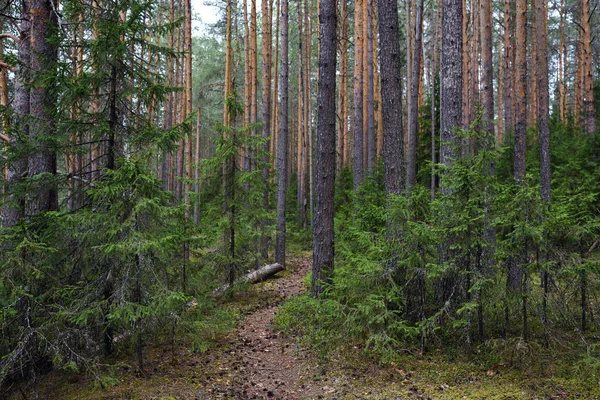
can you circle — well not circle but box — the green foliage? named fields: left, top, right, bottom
left=277, top=118, right=600, bottom=368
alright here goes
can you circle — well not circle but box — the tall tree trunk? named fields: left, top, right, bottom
left=479, top=0, right=494, bottom=140
left=406, top=0, right=423, bottom=188
left=558, top=0, right=566, bottom=123
left=580, top=0, right=595, bottom=134
left=431, top=0, right=442, bottom=200
left=440, top=0, right=462, bottom=181
left=312, top=0, right=337, bottom=297
left=224, top=0, right=234, bottom=125
left=194, top=108, right=201, bottom=224
left=271, top=0, right=280, bottom=168
left=502, top=0, right=514, bottom=136
left=2, top=3, right=30, bottom=228
left=378, top=0, right=405, bottom=195
left=27, top=0, right=58, bottom=215
left=366, top=0, right=376, bottom=171
left=574, top=42, right=583, bottom=129
left=513, top=0, right=527, bottom=184
left=461, top=0, right=469, bottom=130
left=260, top=0, right=273, bottom=258
left=275, top=0, right=289, bottom=266
left=250, top=0, right=258, bottom=169
left=337, top=0, right=349, bottom=171
left=353, top=0, right=364, bottom=189
left=297, top=1, right=307, bottom=227
left=536, top=0, right=550, bottom=203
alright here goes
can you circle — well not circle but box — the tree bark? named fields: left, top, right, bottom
left=1, top=1, right=30, bottom=228
left=440, top=0, right=462, bottom=182
left=366, top=0, right=376, bottom=171
left=535, top=0, right=550, bottom=203
left=27, top=0, right=59, bottom=216
left=580, top=0, right=595, bottom=134
left=502, top=0, right=514, bottom=137
left=353, top=0, right=364, bottom=189
left=378, top=0, right=404, bottom=195
left=406, top=0, right=423, bottom=188
left=260, top=0, right=273, bottom=258
left=513, top=0, right=527, bottom=184
left=275, top=0, right=289, bottom=266
left=312, top=0, right=336, bottom=297
left=479, top=0, right=494, bottom=141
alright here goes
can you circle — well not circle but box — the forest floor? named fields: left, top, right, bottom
left=16, top=255, right=600, bottom=399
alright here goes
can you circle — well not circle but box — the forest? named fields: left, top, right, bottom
left=0, top=0, right=599, bottom=397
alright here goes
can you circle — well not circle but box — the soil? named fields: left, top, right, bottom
left=229, top=256, right=324, bottom=400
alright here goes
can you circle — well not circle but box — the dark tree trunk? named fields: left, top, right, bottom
left=311, top=0, right=337, bottom=297
left=275, top=0, right=289, bottom=266
left=406, top=0, right=423, bottom=189
left=378, top=0, right=404, bottom=195
left=440, top=0, right=462, bottom=180
left=1, top=1, right=30, bottom=228
left=27, top=0, right=58, bottom=216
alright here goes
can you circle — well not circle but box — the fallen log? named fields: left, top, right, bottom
left=214, top=263, right=284, bottom=296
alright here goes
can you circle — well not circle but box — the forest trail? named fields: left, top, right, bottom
left=227, top=256, right=323, bottom=399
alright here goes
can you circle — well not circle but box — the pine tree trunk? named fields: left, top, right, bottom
left=337, top=0, right=349, bottom=171
left=378, top=0, right=404, bottom=196
left=480, top=0, right=494, bottom=140
left=581, top=0, right=595, bottom=134
left=260, top=0, right=273, bottom=258
left=1, top=4, right=30, bottom=228
left=513, top=0, right=527, bottom=184
left=275, top=0, right=289, bottom=266
left=312, top=0, right=337, bottom=297
left=297, top=1, right=307, bottom=228
left=558, top=0, right=565, bottom=123
left=535, top=0, right=550, bottom=203
left=366, top=0, right=376, bottom=171
left=503, top=0, right=514, bottom=136
left=440, top=0, right=462, bottom=180
left=27, top=0, right=58, bottom=215
left=406, top=0, right=423, bottom=189
left=353, top=0, right=364, bottom=189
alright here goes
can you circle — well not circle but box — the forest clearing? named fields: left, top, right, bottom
left=1, top=0, right=600, bottom=397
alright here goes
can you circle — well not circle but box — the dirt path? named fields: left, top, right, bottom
left=230, top=256, right=324, bottom=400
